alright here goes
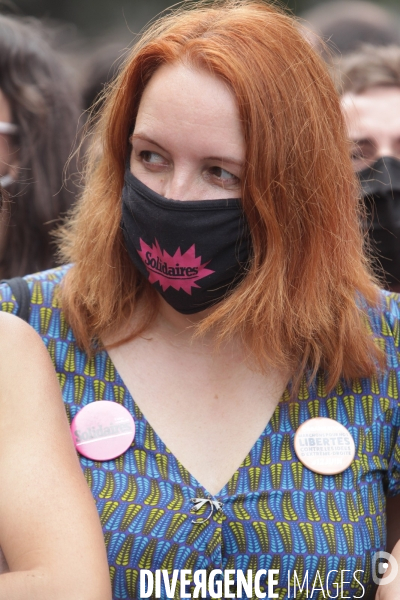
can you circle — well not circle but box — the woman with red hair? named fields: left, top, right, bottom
left=1, top=0, right=400, bottom=598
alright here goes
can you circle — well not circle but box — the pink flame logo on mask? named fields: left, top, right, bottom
left=137, top=238, right=215, bottom=294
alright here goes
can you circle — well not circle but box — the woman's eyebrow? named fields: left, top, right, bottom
left=131, top=133, right=167, bottom=152
left=205, top=155, right=244, bottom=167
left=351, top=137, right=376, bottom=146
left=131, top=133, right=243, bottom=166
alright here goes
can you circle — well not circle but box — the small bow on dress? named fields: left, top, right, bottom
left=190, top=497, right=223, bottom=524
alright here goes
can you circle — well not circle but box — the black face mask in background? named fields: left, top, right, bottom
left=359, top=156, right=400, bottom=288
left=121, top=169, right=252, bottom=314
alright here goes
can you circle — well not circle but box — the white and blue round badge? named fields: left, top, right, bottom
left=294, top=417, right=355, bottom=475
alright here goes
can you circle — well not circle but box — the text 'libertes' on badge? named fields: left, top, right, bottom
left=294, top=417, right=355, bottom=475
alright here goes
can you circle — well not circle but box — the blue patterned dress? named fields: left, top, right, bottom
left=1, top=266, right=400, bottom=599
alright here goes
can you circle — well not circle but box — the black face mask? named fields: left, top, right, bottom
left=121, top=168, right=252, bottom=314
left=359, top=156, right=400, bottom=287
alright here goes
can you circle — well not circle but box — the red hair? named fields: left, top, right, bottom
left=58, top=0, right=382, bottom=391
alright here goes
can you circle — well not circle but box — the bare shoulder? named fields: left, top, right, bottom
left=0, top=311, right=46, bottom=350
left=0, top=313, right=112, bottom=599
left=0, top=312, right=61, bottom=413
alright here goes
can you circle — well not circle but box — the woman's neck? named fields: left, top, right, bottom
left=104, top=294, right=221, bottom=352
left=156, top=296, right=214, bottom=336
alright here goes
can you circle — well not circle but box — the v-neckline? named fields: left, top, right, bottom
left=103, top=348, right=288, bottom=498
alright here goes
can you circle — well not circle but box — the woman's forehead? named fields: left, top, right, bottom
left=134, top=62, right=245, bottom=160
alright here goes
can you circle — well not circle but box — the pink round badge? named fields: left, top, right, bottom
left=71, top=401, right=135, bottom=461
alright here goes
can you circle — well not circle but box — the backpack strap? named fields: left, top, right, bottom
left=0, top=277, right=31, bottom=323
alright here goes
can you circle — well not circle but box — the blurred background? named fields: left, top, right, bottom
left=4, top=0, right=400, bottom=95
left=5, top=0, right=400, bottom=40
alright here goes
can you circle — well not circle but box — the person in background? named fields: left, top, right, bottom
left=0, top=14, right=81, bottom=279
left=301, top=1, right=400, bottom=58
left=82, top=41, right=126, bottom=115
left=0, top=311, right=112, bottom=599
left=335, top=45, right=400, bottom=292
left=0, top=178, right=111, bottom=598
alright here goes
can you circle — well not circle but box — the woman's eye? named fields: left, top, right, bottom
left=350, top=142, right=376, bottom=170
left=208, top=166, right=240, bottom=186
left=140, top=151, right=168, bottom=167
left=350, top=147, right=363, bottom=161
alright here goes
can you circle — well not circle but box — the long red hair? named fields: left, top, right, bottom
left=59, top=0, right=382, bottom=391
